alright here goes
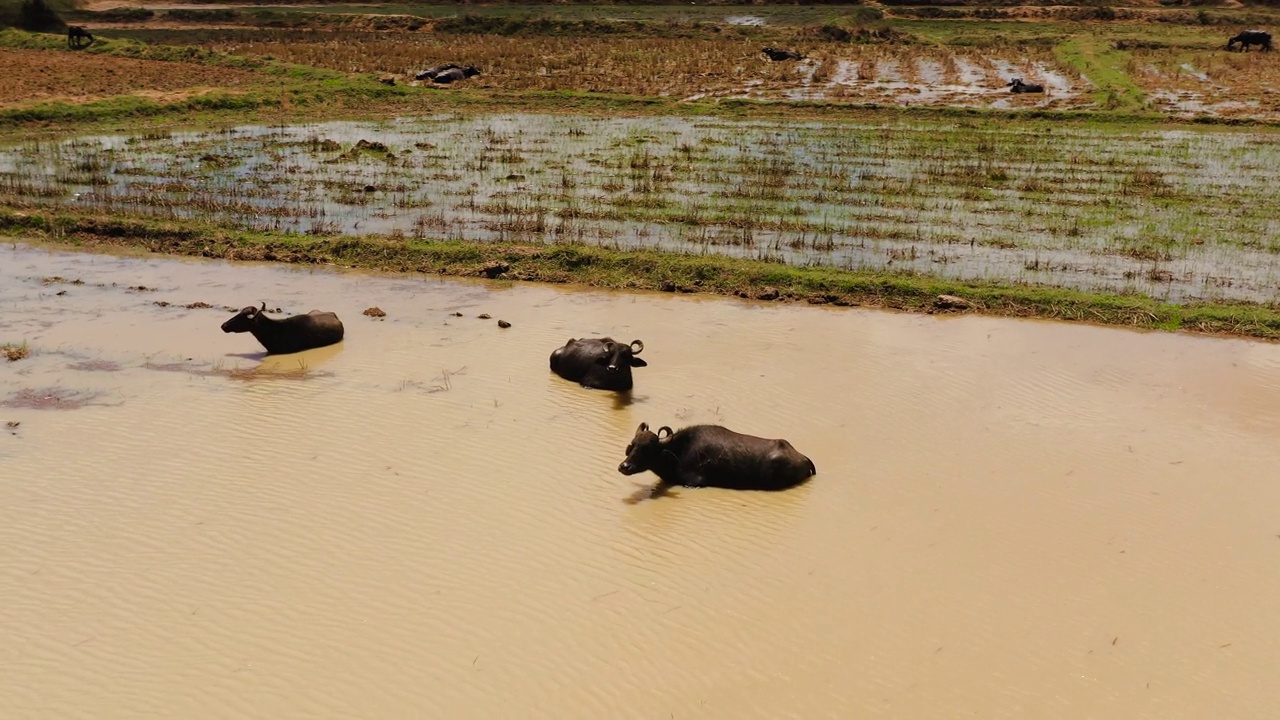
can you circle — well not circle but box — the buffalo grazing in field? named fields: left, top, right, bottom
left=220, top=302, right=344, bottom=355
left=618, top=422, right=817, bottom=492
left=1227, top=30, right=1272, bottom=51
left=67, top=26, right=93, bottom=49
left=549, top=337, right=647, bottom=391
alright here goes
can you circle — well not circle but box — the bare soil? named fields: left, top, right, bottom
left=0, top=49, right=263, bottom=108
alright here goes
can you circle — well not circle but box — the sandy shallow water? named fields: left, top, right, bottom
left=2, top=242, right=1280, bottom=718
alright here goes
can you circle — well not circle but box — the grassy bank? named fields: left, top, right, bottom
left=5, top=208, right=1280, bottom=341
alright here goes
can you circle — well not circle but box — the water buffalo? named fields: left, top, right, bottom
left=220, top=302, right=344, bottom=355
left=1227, top=30, right=1272, bottom=52
left=1007, top=78, right=1045, bottom=93
left=432, top=66, right=481, bottom=84
left=618, top=422, right=817, bottom=492
left=762, top=47, right=804, bottom=61
left=549, top=337, right=647, bottom=391
left=415, top=63, right=462, bottom=81
left=67, top=26, right=94, bottom=49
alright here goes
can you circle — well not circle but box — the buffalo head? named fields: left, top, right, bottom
left=618, top=422, right=672, bottom=475
left=596, top=339, right=646, bottom=375
left=221, top=302, right=266, bottom=333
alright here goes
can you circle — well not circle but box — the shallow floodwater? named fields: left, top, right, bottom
left=3, top=243, right=1280, bottom=718
left=5, top=115, right=1280, bottom=303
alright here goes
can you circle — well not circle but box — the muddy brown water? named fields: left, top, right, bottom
left=3, top=242, right=1280, bottom=717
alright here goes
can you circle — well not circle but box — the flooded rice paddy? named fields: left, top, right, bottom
left=4, top=242, right=1280, bottom=717
left=5, top=114, right=1280, bottom=304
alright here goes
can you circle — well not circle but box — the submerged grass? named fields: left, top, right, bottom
left=4, top=208, right=1280, bottom=341
left=2, top=341, right=30, bottom=362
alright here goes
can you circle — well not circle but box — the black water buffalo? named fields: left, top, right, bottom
left=549, top=337, right=647, bottom=391
left=1007, top=78, right=1045, bottom=93
left=762, top=47, right=804, bottom=61
left=618, top=422, right=817, bottom=492
left=432, top=66, right=481, bottom=84
left=1227, top=30, right=1272, bottom=52
left=67, top=26, right=94, bottom=49
left=415, top=63, right=462, bottom=81
left=220, top=302, right=344, bottom=355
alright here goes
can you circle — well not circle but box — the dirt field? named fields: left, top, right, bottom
left=0, top=49, right=265, bottom=108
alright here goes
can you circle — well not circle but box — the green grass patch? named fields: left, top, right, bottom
left=1055, top=35, right=1146, bottom=112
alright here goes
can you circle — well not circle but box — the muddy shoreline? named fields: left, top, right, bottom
left=5, top=214, right=1280, bottom=342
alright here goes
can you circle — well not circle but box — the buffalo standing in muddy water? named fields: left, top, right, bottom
left=618, top=422, right=817, bottom=492
left=549, top=337, right=647, bottom=391
left=220, top=302, right=344, bottom=355
left=1227, top=30, right=1272, bottom=51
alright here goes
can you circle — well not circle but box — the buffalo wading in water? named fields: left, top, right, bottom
left=1007, top=78, right=1045, bottom=94
left=67, top=26, right=94, bottom=49
left=549, top=337, right=647, bottom=391
left=1227, top=30, right=1272, bottom=51
left=762, top=47, right=804, bottom=61
left=220, top=302, right=344, bottom=355
left=618, top=422, right=817, bottom=493
left=432, top=66, right=481, bottom=84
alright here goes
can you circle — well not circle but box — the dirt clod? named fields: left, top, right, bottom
left=498, top=320, right=512, bottom=328
left=478, top=313, right=491, bottom=319
left=363, top=306, right=387, bottom=317
left=935, top=294, right=975, bottom=310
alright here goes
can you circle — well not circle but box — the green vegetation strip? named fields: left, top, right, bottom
left=4, top=208, right=1279, bottom=341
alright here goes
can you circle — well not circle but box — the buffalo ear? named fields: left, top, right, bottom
left=630, top=357, right=648, bottom=367
left=657, top=426, right=673, bottom=440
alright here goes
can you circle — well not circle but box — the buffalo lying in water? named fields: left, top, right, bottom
left=1227, top=30, right=1272, bottom=51
left=549, top=337, right=647, bottom=391
left=1007, top=78, right=1045, bottom=93
left=220, top=302, right=344, bottom=355
left=618, top=422, right=817, bottom=492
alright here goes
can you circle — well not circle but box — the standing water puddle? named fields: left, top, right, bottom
left=3, top=243, right=1280, bottom=717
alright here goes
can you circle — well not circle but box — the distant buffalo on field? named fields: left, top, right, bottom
left=432, top=66, right=480, bottom=84
left=416, top=64, right=481, bottom=84
left=1007, top=78, right=1045, bottom=93
left=762, top=47, right=804, bottom=61
left=67, top=26, right=93, bottom=49
left=1227, top=30, right=1272, bottom=52
left=415, top=64, right=461, bottom=81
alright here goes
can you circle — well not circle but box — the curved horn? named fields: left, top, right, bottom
left=629, top=340, right=644, bottom=355
left=637, top=422, right=649, bottom=433
left=260, top=301, right=267, bottom=312
left=657, top=426, right=673, bottom=439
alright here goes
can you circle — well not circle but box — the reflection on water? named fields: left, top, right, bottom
left=3, top=242, right=1280, bottom=718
